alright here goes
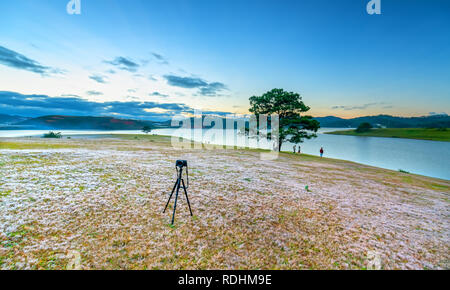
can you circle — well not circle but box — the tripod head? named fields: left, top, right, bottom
left=175, top=160, right=189, bottom=188
left=176, top=160, right=188, bottom=168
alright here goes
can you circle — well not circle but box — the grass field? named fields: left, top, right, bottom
left=0, top=135, right=448, bottom=269
left=325, top=128, right=450, bottom=142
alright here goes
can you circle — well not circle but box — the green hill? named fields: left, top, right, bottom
left=14, top=115, right=154, bottom=130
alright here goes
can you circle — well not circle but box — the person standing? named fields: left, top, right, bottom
left=320, top=147, right=324, bottom=157
left=293, top=145, right=296, bottom=154
left=298, top=146, right=301, bottom=154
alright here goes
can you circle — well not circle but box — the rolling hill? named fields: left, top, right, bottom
left=0, top=114, right=29, bottom=125
left=313, top=114, right=450, bottom=128
left=0, top=114, right=448, bottom=131
left=13, top=115, right=154, bottom=130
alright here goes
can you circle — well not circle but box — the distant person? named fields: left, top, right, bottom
left=320, top=147, right=324, bottom=158
left=298, top=146, right=301, bottom=154
left=293, top=145, right=296, bottom=153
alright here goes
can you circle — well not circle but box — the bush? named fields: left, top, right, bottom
left=43, top=131, right=62, bottom=139
left=142, top=126, right=152, bottom=134
left=355, top=122, right=373, bottom=133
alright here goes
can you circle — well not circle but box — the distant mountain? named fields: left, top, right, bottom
left=13, top=115, right=155, bottom=130
left=314, top=114, right=450, bottom=128
left=0, top=114, right=29, bottom=125
left=1, top=114, right=448, bottom=131
left=173, top=114, right=450, bottom=129
left=312, top=116, right=351, bottom=128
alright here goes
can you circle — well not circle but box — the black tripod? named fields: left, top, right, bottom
left=163, top=160, right=193, bottom=224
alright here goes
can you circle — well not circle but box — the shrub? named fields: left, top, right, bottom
left=142, top=126, right=152, bottom=134
left=355, top=122, right=373, bottom=133
left=43, top=131, right=62, bottom=139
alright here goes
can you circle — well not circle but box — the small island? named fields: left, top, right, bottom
left=326, top=125, right=450, bottom=142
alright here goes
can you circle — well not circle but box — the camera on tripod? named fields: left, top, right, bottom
left=176, top=160, right=188, bottom=168
left=163, top=160, right=193, bottom=224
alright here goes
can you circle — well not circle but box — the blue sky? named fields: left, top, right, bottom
left=0, top=0, right=449, bottom=120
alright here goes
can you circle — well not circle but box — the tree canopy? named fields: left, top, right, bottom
left=249, top=88, right=320, bottom=151
left=355, top=122, right=373, bottom=133
left=142, top=125, right=152, bottom=134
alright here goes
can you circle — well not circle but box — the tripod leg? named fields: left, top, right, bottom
left=171, top=179, right=181, bottom=225
left=181, top=179, right=193, bottom=216
left=163, top=179, right=179, bottom=213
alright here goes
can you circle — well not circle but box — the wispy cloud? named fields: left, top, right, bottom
left=331, top=102, right=389, bottom=111
left=199, top=82, right=227, bottom=96
left=149, top=92, right=169, bottom=98
left=0, top=45, right=62, bottom=76
left=151, top=52, right=169, bottom=65
left=61, top=94, right=81, bottom=98
left=86, top=90, right=103, bottom=96
left=104, top=56, right=140, bottom=72
left=164, top=75, right=228, bottom=96
left=164, top=75, right=208, bottom=88
left=89, top=74, right=108, bottom=84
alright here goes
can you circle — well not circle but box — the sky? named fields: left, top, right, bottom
left=0, top=0, right=449, bottom=120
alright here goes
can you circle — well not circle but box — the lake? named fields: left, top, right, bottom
left=0, top=128, right=449, bottom=180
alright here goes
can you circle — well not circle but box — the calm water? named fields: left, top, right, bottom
left=283, top=129, right=450, bottom=181
left=0, top=129, right=449, bottom=180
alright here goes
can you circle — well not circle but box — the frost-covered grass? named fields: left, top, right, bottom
left=0, top=136, right=448, bottom=269
left=0, top=141, right=78, bottom=150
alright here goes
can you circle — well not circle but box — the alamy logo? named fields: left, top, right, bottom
left=367, top=0, right=381, bottom=15
left=170, top=110, right=280, bottom=161
left=67, top=0, right=81, bottom=15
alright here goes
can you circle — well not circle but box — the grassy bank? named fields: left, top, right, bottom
left=0, top=136, right=448, bottom=269
left=325, top=128, right=450, bottom=142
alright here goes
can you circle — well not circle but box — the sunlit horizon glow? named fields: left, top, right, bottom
left=0, top=0, right=449, bottom=120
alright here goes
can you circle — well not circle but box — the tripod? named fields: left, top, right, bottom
left=163, top=161, right=193, bottom=224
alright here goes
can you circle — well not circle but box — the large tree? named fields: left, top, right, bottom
left=249, top=88, right=320, bottom=151
left=142, top=125, right=152, bottom=134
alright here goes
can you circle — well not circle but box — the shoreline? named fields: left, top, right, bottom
left=1, top=134, right=448, bottom=182
left=325, top=128, right=450, bottom=142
